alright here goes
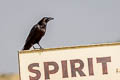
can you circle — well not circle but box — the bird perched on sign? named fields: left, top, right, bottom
left=23, top=17, right=54, bottom=50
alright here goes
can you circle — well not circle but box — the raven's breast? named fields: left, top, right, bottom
left=34, top=27, right=46, bottom=43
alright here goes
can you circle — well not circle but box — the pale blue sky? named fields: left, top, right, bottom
left=0, top=0, right=120, bottom=73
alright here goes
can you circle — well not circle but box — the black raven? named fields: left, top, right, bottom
left=23, top=17, right=54, bottom=50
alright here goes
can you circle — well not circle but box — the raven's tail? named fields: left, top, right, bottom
left=22, top=43, right=32, bottom=50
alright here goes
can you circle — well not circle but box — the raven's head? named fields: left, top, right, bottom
left=38, top=17, right=54, bottom=25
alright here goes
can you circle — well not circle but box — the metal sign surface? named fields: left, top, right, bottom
left=19, top=42, right=120, bottom=80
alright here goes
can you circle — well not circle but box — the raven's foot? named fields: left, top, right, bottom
left=33, top=45, right=43, bottom=50
left=40, top=46, right=44, bottom=49
left=33, top=46, right=38, bottom=49
left=37, top=43, right=44, bottom=49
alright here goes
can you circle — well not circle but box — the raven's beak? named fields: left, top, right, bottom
left=48, top=17, right=54, bottom=21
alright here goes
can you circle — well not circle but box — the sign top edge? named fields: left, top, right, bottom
left=18, top=42, right=120, bottom=54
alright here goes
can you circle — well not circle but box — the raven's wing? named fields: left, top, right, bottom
left=25, top=25, right=37, bottom=43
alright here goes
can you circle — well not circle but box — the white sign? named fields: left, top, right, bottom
left=19, top=43, right=120, bottom=80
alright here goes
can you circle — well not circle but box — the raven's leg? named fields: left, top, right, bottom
left=33, top=45, right=36, bottom=49
left=38, top=43, right=43, bottom=49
